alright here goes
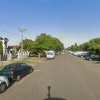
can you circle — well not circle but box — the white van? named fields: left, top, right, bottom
left=46, top=50, right=55, bottom=59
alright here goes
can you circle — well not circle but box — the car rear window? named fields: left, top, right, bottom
left=4, top=65, right=14, bottom=70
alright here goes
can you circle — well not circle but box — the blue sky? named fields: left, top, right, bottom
left=0, top=0, right=100, bottom=48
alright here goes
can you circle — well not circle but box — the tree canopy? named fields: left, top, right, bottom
left=23, top=39, right=34, bottom=51
left=31, top=33, right=64, bottom=54
left=66, top=38, right=100, bottom=54
left=23, top=33, right=64, bottom=57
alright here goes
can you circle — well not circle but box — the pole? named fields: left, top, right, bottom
left=19, top=26, right=26, bottom=60
left=21, top=26, right=23, bottom=60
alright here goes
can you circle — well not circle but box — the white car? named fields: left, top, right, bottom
left=72, top=51, right=87, bottom=56
left=46, top=50, right=55, bottom=59
left=0, top=76, right=9, bottom=93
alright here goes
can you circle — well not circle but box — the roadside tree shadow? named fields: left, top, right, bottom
left=44, top=86, right=67, bottom=100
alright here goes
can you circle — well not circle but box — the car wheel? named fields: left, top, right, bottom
left=0, top=82, right=7, bottom=93
left=89, top=58, right=92, bottom=61
left=30, top=68, right=33, bottom=73
left=16, top=75, right=21, bottom=82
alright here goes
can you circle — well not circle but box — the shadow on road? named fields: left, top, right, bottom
left=8, top=80, right=15, bottom=88
left=44, top=86, right=67, bottom=100
left=4, top=80, right=15, bottom=92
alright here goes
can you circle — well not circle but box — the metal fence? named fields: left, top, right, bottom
left=0, top=51, right=30, bottom=61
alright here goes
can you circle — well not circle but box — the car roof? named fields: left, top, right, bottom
left=5, top=63, right=25, bottom=67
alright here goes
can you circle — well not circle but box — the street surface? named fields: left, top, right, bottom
left=1, top=53, right=100, bottom=100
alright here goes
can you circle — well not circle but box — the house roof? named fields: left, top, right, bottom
left=0, top=37, right=9, bottom=41
left=8, top=45, right=20, bottom=49
left=0, top=37, right=3, bottom=40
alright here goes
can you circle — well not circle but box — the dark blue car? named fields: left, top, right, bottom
left=0, top=63, right=34, bottom=82
left=85, top=55, right=95, bottom=60
left=85, top=55, right=100, bottom=61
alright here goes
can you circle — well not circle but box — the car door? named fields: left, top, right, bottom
left=20, top=64, right=29, bottom=76
left=23, top=64, right=30, bottom=75
left=19, top=64, right=27, bottom=77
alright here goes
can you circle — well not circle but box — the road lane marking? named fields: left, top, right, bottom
left=34, top=70, right=41, bottom=71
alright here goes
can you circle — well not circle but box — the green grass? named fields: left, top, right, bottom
left=0, top=66, right=4, bottom=71
left=15, top=60, right=38, bottom=64
left=28, top=57, right=46, bottom=60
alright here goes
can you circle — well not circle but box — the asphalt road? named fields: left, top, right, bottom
left=1, top=53, right=100, bottom=100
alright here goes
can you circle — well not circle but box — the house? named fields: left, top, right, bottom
left=0, top=37, right=9, bottom=55
left=8, top=45, right=20, bottom=54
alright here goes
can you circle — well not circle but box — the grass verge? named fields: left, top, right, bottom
left=0, top=66, right=4, bottom=71
left=15, top=60, right=38, bottom=64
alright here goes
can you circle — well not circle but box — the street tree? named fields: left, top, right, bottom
left=23, top=39, right=34, bottom=51
left=32, top=33, right=64, bottom=58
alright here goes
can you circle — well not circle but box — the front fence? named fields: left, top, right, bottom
left=0, top=54, right=7, bottom=61
left=0, top=51, right=30, bottom=61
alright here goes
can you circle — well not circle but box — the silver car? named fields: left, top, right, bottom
left=0, top=76, right=9, bottom=93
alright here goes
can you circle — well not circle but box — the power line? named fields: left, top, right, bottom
left=0, top=18, right=36, bottom=44
left=0, top=29, right=20, bottom=36
left=0, top=17, right=21, bottom=30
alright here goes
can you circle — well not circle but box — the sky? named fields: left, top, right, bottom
left=0, top=0, right=100, bottom=48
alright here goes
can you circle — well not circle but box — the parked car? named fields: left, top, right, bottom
left=55, top=51, right=60, bottom=55
left=0, top=63, right=34, bottom=82
left=83, top=53, right=92, bottom=58
left=72, top=51, right=87, bottom=56
left=85, top=55, right=96, bottom=60
left=77, top=53, right=88, bottom=57
left=0, top=76, right=9, bottom=93
left=88, top=55, right=100, bottom=61
left=46, top=50, right=55, bottom=59
left=68, top=51, right=73, bottom=53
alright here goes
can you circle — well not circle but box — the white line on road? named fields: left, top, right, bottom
left=34, top=70, right=41, bottom=72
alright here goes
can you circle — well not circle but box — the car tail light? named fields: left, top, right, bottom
left=10, top=72, right=13, bottom=75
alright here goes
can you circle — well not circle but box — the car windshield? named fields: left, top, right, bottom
left=47, top=53, right=53, bottom=55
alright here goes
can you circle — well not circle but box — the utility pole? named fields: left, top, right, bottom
left=19, top=26, right=26, bottom=60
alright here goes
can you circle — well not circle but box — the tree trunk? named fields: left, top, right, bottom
left=38, top=53, right=41, bottom=59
